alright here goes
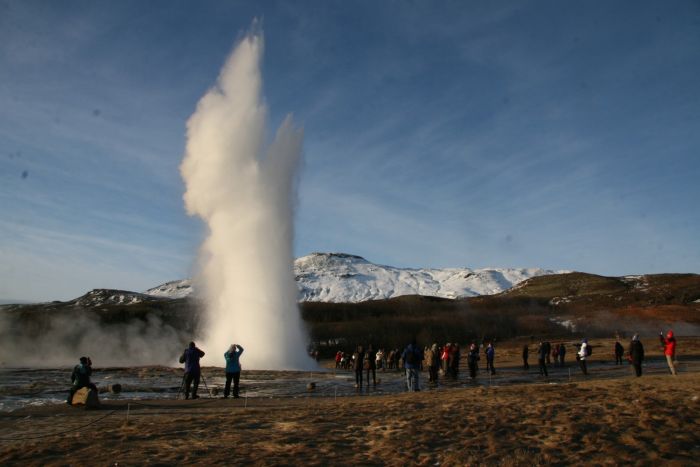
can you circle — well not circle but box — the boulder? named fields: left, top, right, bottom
left=109, top=383, right=122, bottom=394
left=306, top=382, right=316, bottom=391
left=71, top=387, right=100, bottom=409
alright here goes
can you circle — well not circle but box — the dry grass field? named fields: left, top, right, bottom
left=1, top=337, right=698, bottom=466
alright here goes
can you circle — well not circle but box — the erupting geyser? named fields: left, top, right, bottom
left=180, top=28, right=310, bottom=369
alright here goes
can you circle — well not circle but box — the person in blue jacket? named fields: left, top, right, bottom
left=179, top=341, right=205, bottom=399
left=224, top=344, right=244, bottom=398
left=401, top=339, right=423, bottom=392
left=485, top=342, right=496, bottom=375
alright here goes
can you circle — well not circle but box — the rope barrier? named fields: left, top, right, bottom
left=128, top=398, right=220, bottom=409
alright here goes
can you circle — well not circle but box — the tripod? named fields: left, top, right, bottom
left=177, top=374, right=186, bottom=400
left=201, top=373, right=210, bottom=396
left=177, top=372, right=209, bottom=399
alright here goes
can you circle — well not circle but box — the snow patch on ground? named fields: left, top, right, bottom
left=550, top=296, right=573, bottom=306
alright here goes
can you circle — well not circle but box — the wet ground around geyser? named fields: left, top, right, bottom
left=2, top=355, right=697, bottom=412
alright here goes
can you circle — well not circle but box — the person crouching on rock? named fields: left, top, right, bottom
left=224, top=344, right=244, bottom=398
left=67, top=356, right=97, bottom=405
left=180, top=341, right=205, bottom=399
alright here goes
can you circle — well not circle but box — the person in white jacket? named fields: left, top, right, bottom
left=577, top=338, right=589, bottom=375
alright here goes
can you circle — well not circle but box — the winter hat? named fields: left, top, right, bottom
left=667, top=330, right=674, bottom=338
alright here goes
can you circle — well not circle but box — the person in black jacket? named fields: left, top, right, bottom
left=467, top=343, right=480, bottom=379
left=179, top=342, right=205, bottom=399
left=353, top=345, right=365, bottom=389
left=614, top=340, right=624, bottom=365
left=543, top=341, right=552, bottom=365
left=558, top=343, right=566, bottom=367
left=67, top=356, right=97, bottom=404
left=629, top=334, right=644, bottom=377
left=365, top=343, right=377, bottom=387
left=522, top=344, right=529, bottom=370
left=537, top=342, right=548, bottom=377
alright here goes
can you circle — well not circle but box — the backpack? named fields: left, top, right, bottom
left=405, top=347, right=418, bottom=366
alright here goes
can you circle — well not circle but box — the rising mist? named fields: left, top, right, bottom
left=180, top=28, right=311, bottom=369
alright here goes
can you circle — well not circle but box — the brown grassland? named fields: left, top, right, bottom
left=1, top=337, right=699, bottom=466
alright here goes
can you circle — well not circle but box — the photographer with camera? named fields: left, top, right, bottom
left=223, top=344, right=244, bottom=398
left=179, top=341, right=205, bottom=399
left=67, top=356, right=97, bottom=405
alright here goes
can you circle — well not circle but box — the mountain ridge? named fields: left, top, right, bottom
left=145, top=252, right=568, bottom=303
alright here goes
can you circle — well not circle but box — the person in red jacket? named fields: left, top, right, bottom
left=659, top=330, right=677, bottom=376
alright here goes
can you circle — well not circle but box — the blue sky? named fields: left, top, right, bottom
left=1, top=1, right=699, bottom=302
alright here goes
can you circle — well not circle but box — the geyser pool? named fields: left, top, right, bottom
left=180, top=27, right=311, bottom=370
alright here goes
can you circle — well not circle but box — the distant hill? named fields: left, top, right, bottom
left=303, top=272, right=700, bottom=352
left=498, top=272, right=700, bottom=307
left=2, top=263, right=699, bottom=365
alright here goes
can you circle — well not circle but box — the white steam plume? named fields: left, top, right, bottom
left=180, top=29, right=311, bottom=370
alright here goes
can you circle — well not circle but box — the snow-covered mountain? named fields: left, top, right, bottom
left=144, top=279, right=193, bottom=300
left=145, top=253, right=568, bottom=303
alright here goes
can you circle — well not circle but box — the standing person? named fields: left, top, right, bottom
left=386, top=350, right=394, bottom=370
left=67, top=356, right=97, bottom=405
left=537, top=342, right=548, bottom=377
left=353, top=345, right=365, bottom=388
left=375, top=348, right=384, bottom=371
left=223, top=344, right=244, bottom=399
left=522, top=344, right=530, bottom=370
left=424, top=344, right=435, bottom=383
left=552, top=344, right=560, bottom=367
left=559, top=343, right=566, bottom=367
left=659, top=330, right=677, bottom=376
left=467, top=343, right=480, bottom=379
left=335, top=350, right=342, bottom=369
left=544, top=341, right=552, bottom=365
left=366, top=344, right=377, bottom=387
left=427, top=343, right=440, bottom=384
left=179, top=342, right=205, bottom=399
left=485, top=342, right=496, bottom=375
left=451, top=344, right=461, bottom=379
left=629, top=334, right=644, bottom=377
left=614, top=340, right=624, bottom=365
left=441, top=344, right=451, bottom=377
left=447, top=343, right=456, bottom=378
left=577, top=339, right=589, bottom=376
left=402, top=339, right=423, bottom=392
